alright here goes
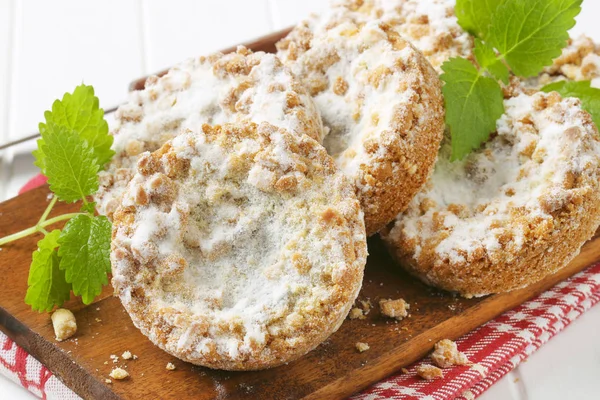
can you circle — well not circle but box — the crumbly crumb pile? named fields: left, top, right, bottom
left=527, top=35, right=600, bottom=89
left=109, top=368, right=129, bottom=380
left=111, top=121, right=367, bottom=370
left=379, top=298, right=409, bottom=320
left=416, top=364, right=443, bottom=380
left=96, top=47, right=323, bottom=219
left=355, top=342, right=370, bottom=352
left=382, top=91, right=600, bottom=296
left=348, top=307, right=365, bottom=320
left=431, top=339, right=469, bottom=368
left=51, top=309, right=77, bottom=342
left=277, top=7, right=445, bottom=235
left=166, top=362, right=176, bottom=371
left=334, top=0, right=473, bottom=72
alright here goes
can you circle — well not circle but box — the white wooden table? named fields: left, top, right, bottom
left=1, top=1, right=599, bottom=399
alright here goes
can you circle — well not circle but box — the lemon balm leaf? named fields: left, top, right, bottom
left=58, top=214, right=111, bottom=304
left=455, top=0, right=506, bottom=39
left=40, top=84, right=114, bottom=168
left=542, top=80, right=600, bottom=128
left=441, top=57, right=505, bottom=161
left=487, top=0, right=582, bottom=77
left=473, top=39, right=510, bottom=84
left=25, top=230, right=72, bottom=312
left=36, top=124, right=100, bottom=203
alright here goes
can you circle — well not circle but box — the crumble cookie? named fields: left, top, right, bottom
left=382, top=91, right=600, bottom=297
left=277, top=10, right=445, bottom=235
left=334, top=0, right=473, bottom=72
left=95, top=46, right=324, bottom=219
left=526, top=35, right=600, bottom=89
left=111, top=121, right=367, bottom=370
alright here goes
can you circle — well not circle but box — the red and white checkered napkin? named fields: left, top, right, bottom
left=1, top=177, right=600, bottom=399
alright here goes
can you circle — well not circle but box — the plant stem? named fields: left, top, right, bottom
left=0, top=212, right=82, bottom=247
left=38, top=196, right=57, bottom=225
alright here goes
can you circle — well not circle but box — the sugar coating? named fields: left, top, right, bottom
left=95, top=47, right=324, bottom=219
left=526, top=35, right=600, bottom=89
left=334, top=0, right=473, bottom=72
left=277, top=8, right=445, bottom=235
left=382, top=91, right=600, bottom=297
left=111, top=121, right=367, bottom=370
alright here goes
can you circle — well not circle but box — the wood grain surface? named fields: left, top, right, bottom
left=1, top=185, right=599, bottom=400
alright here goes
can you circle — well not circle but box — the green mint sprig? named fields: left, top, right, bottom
left=443, top=0, right=583, bottom=160
left=0, top=85, right=114, bottom=312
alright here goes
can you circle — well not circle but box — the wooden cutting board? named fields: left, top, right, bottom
left=2, top=187, right=600, bottom=400
left=2, top=29, right=600, bottom=400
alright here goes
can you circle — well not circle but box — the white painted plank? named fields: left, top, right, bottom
left=0, top=0, right=11, bottom=145
left=269, top=0, right=327, bottom=29
left=10, top=0, right=143, bottom=142
left=142, top=0, right=273, bottom=73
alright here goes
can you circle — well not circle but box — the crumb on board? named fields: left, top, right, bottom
left=95, top=318, right=102, bottom=323
left=109, top=367, right=129, bottom=380
left=51, top=309, right=77, bottom=341
left=359, top=299, right=372, bottom=314
left=348, top=307, right=365, bottom=320
left=122, top=351, right=132, bottom=360
left=431, top=339, right=470, bottom=368
left=379, top=298, right=410, bottom=320
left=133, top=354, right=138, bottom=360
left=166, top=362, right=176, bottom=371
left=416, top=364, right=443, bottom=380
left=355, top=342, right=370, bottom=353
left=105, top=379, right=112, bottom=385
left=110, top=354, right=119, bottom=363
left=103, top=361, right=109, bottom=365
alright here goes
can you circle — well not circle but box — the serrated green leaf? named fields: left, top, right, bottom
left=58, top=214, right=112, bottom=304
left=455, top=0, right=506, bottom=39
left=441, top=58, right=505, bottom=161
left=487, top=0, right=582, bottom=77
left=542, top=80, right=600, bottom=129
left=81, top=202, right=97, bottom=214
left=35, top=124, right=100, bottom=203
left=474, top=39, right=510, bottom=84
left=25, top=230, right=72, bottom=312
left=40, top=84, right=114, bottom=168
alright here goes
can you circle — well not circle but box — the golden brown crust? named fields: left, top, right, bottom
left=382, top=92, right=600, bottom=297
left=111, top=121, right=367, bottom=370
left=277, top=9, right=445, bottom=236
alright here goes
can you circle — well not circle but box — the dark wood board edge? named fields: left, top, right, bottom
left=128, top=27, right=293, bottom=92
left=0, top=303, right=120, bottom=400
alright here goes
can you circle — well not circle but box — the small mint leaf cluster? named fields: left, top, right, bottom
left=443, top=0, right=583, bottom=160
left=1, top=85, right=114, bottom=312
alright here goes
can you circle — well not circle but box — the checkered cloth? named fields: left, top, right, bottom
left=2, top=176, right=599, bottom=399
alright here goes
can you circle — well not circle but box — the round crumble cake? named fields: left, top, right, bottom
left=382, top=91, right=600, bottom=297
left=110, top=121, right=367, bottom=370
left=277, top=9, right=445, bottom=235
left=95, top=46, right=324, bottom=219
